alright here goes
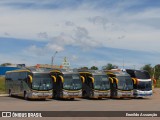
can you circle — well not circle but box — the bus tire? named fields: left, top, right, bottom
left=9, top=89, right=12, bottom=97
left=70, top=98, right=74, bottom=100
left=82, top=91, right=87, bottom=98
left=24, top=91, right=28, bottom=100
left=98, top=97, right=102, bottom=100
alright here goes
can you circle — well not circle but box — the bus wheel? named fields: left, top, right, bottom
left=82, top=91, right=87, bottom=98
left=98, top=98, right=102, bottom=100
left=70, top=98, right=74, bottom=100
left=24, top=91, right=28, bottom=100
left=9, top=89, right=12, bottom=97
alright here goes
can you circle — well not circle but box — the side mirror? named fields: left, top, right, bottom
left=89, top=76, right=94, bottom=83
left=132, top=78, right=137, bottom=84
left=113, top=77, right=118, bottom=84
left=51, top=75, right=56, bottom=83
left=28, top=75, right=32, bottom=83
left=80, top=76, right=85, bottom=83
left=152, top=78, right=156, bottom=86
left=59, top=75, right=64, bottom=83
left=109, top=77, right=113, bottom=84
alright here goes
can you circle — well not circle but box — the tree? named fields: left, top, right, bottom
left=141, top=64, right=153, bottom=77
left=1, top=63, right=12, bottom=66
left=90, top=66, right=98, bottom=70
left=102, top=63, right=118, bottom=70
left=80, top=67, right=89, bottom=70
left=153, top=64, right=160, bottom=80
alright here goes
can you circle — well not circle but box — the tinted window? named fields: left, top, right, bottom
left=135, top=71, right=150, bottom=79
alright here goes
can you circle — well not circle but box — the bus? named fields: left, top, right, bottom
left=106, top=69, right=133, bottom=98
left=78, top=70, right=110, bottom=99
left=126, top=69, right=152, bottom=97
left=5, top=67, right=53, bottom=100
left=50, top=69, right=82, bottom=100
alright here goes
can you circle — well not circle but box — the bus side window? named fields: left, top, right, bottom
left=6, top=73, right=11, bottom=80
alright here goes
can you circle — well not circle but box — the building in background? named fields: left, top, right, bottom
left=62, top=57, right=70, bottom=69
left=0, top=64, right=25, bottom=76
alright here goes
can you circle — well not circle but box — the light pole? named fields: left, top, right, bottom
left=51, top=51, right=58, bottom=67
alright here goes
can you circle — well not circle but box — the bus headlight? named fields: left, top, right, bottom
left=32, top=92, right=38, bottom=96
left=63, top=91, right=68, bottom=95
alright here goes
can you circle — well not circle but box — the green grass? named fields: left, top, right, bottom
left=0, top=76, right=5, bottom=94
left=155, top=79, right=160, bottom=88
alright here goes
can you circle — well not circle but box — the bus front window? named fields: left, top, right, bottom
left=32, top=73, right=53, bottom=91
left=63, top=74, right=82, bottom=90
left=93, top=75, right=110, bottom=90
left=135, top=71, right=150, bottom=79
left=137, top=81, right=152, bottom=91
left=117, top=76, right=133, bottom=90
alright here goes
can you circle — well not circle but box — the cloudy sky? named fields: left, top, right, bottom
left=0, top=0, right=160, bottom=69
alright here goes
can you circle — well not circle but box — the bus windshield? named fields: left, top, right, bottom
left=93, top=75, right=110, bottom=90
left=137, top=81, right=152, bottom=91
left=32, top=73, right=53, bottom=91
left=117, top=76, right=133, bottom=90
left=63, top=74, right=82, bottom=90
left=135, top=71, right=150, bottom=79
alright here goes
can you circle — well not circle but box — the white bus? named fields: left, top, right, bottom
left=126, top=69, right=152, bottom=97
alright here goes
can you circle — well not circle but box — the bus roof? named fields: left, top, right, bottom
left=105, top=69, right=130, bottom=77
left=78, top=70, right=106, bottom=75
left=126, top=69, right=148, bottom=73
left=6, top=67, right=52, bottom=74
left=50, top=68, right=79, bottom=74
left=125, top=69, right=150, bottom=78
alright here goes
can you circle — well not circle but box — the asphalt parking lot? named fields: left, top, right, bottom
left=0, top=89, right=160, bottom=120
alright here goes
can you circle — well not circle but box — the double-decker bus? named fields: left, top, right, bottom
left=78, top=70, right=110, bottom=99
left=5, top=67, right=53, bottom=100
left=126, top=69, right=152, bottom=97
left=50, top=69, right=82, bottom=100
left=106, top=69, right=133, bottom=98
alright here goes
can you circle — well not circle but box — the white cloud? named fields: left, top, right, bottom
left=46, top=43, right=64, bottom=52
left=0, top=0, right=160, bottom=53
left=23, top=45, right=47, bottom=56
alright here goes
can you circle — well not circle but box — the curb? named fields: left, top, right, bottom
left=0, top=94, right=8, bottom=97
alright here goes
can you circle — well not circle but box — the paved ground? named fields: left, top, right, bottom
left=0, top=89, right=160, bottom=120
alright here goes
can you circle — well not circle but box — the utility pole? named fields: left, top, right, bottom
left=51, top=51, right=58, bottom=67
left=122, top=57, right=124, bottom=69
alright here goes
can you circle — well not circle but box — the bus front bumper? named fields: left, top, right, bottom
left=133, top=90, right=152, bottom=97
left=62, top=90, right=82, bottom=98
left=117, top=90, right=133, bottom=98
left=93, top=90, right=110, bottom=98
left=29, top=92, right=53, bottom=99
